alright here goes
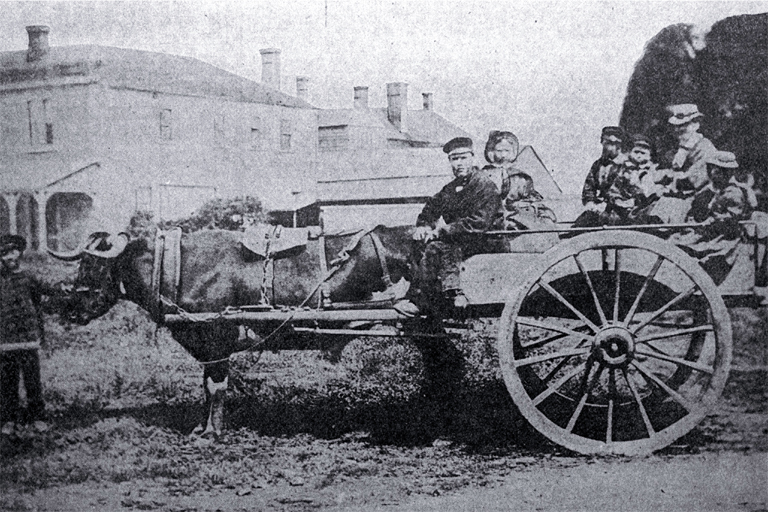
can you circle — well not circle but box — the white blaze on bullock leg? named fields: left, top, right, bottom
left=202, top=376, right=228, bottom=438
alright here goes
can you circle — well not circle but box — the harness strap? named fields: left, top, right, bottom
left=163, top=228, right=183, bottom=303
left=368, top=232, right=393, bottom=288
left=317, top=235, right=330, bottom=308
left=150, top=230, right=165, bottom=324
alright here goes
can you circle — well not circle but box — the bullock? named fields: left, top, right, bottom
left=49, top=226, right=462, bottom=437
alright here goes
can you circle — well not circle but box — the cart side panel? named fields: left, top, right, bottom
left=460, top=253, right=541, bottom=305
left=716, top=242, right=756, bottom=296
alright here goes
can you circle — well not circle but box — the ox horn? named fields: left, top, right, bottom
left=47, top=235, right=94, bottom=261
left=83, top=232, right=130, bottom=259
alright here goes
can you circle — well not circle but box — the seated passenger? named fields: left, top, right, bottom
left=601, top=134, right=663, bottom=226
left=570, top=126, right=626, bottom=229
left=668, top=151, right=753, bottom=284
left=395, top=137, right=500, bottom=316
left=481, top=130, right=522, bottom=194
left=650, top=103, right=719, bottom=223
left=499, top=172, right=557, bottom=230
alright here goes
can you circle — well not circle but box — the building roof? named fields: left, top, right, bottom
left=317, top=107, right=471, bottom=146
left=0, top=45, right=314, bottom=108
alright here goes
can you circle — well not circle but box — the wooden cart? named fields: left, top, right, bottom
left=166, top=224, right=765, bottom=456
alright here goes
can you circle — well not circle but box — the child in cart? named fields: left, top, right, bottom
left=601, top=134, right=663, bottom=226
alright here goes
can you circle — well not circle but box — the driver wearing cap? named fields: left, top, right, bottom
left=398, top=137, right=500, bottom=315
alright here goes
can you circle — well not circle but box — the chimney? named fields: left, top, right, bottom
left=296, top=76, right=309, bottom=102
left=26, top=25, right=50, bottom=62
left=259, top=48, right=281, bottom=91
left=353, top=86, right=369, bottom=109
left=422, top=92, right=433, bottom=111
left=386, top=82, right=408, bottom=132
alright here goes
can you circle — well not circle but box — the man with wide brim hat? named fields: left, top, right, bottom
left=395, top=136, right=500, bottom=316
left=0, top=233, right=49, bottom=436
left=651, top=103, right=720, bottom=224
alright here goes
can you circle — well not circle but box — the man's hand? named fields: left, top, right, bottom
left=413, top=226, right=432, bottom=242
left=585, top=202, right=604, bottom=213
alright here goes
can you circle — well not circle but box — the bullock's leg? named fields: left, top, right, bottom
left=198, top=361, right=229, bottom=438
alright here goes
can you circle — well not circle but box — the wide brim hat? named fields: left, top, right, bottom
left=484, top=130, right=520, bottom=163
left=0, top=234, right=27, bottom=255
left=706, top=151, right=739, bottom=169
left=668, top=103, right=704, bottom=125
left=443, top=137, right=474, bottom=156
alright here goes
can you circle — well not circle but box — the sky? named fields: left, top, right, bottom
left=1, top=0, right=766, bottom=194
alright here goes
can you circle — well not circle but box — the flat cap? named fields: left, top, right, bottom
left=707, top=151, right=739, bottom=169
left=0, top=234, right=27, bottom=255
left=443, top=137, right=474, bottom=156
left=601, top=126, right=625, bottom=141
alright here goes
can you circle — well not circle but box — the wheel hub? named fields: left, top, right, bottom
left=593, top=326, right=635, bottom=366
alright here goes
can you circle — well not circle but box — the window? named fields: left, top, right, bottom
left=213, top=113, right=225, bottom=144
left=250, top=117, right=262, bottom=150
left=27, top=100, right=34, bottom=144
left=318, top=125, right=349, bottom=152
left=280, top=119, right=292, bottom=151
left=160, top=109, right=172, bottom=140
left=26, top=99, right=54, bottom=146
left=42, top=99, right=53, bottom=144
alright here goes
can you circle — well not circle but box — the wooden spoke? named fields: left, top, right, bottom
left=516, top=317, right=593, bottom=341
left=538, top=280, right=600, bottom=333
left=635, top=346, right=715, bottom=375
left=613, top=248, right=622, bottom=323
left=631, top=360, right=699, bottom=413
left=631, top=286, right=697, bottom=334
left=573, top=254, right=607, bottom=325
left=623, top=368, right=655, bottom=437
left=515, top=347, right=591, bottom=367
left=520, top=331, right=569, bottom=349
left=532, top=362, right=587, bottom=407
left=541, top=339, right=590, bottom=383
left=635, top=325, right=713, bottom=344
left=623, top=255, right=664, bottom=327
left=566, top=364, right=604, bottom=433
left=606, top=369, right=617, bottom=443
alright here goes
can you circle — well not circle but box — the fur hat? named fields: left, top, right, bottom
left=0, top=234, right=27, bottom=255
left=484, top=130, right=520, bottom=163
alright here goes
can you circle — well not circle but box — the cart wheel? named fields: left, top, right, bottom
left=497, top=230, right=732, bottom=455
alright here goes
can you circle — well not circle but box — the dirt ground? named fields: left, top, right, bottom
left=0, top=306, right=766, bottom=512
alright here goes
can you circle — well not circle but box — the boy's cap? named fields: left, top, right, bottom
left=630, top=133, right=652, bottom=150
left=601, top=126, right=625, bottom=141
left=0, top=234, right=27, bottom=255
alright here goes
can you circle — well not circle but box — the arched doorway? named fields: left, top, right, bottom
left=0, top=197, right=9, bottom=235
left=46, top=192, right=93, bottom=251
left=16, top=194, right=39, bottom=250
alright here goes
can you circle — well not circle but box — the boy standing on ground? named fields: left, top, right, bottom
left=0, top=234, right=48, bottom=435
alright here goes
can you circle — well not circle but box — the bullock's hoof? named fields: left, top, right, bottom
left=452, top=293, right=469, bottom=309
left=201, top=428, right=220, bottom=440
left=393, top=299, right=419, bottom=317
